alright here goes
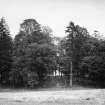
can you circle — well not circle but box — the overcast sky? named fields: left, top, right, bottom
left=0, top=0, right=105, bottom=37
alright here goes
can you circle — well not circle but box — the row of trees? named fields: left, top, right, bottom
left=0, top=18, right=57, bottom=87
left=12, top=19, right=58, bottom=87
left=60, top=22, right=105, bottom=86
left=0, top=17, right=105, bottom=88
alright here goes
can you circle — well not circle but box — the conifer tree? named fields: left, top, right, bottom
left=0, top=17, right=12, bottom=85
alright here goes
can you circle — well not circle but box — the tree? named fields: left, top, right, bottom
left=65, top=22, right=89, bottom=86
left=25, top=43, right=56, bottom=86
left=20, top=19, right=41, bottom=35
left=79, top=36, right=105, bottom=86
left=11, top=19, right=57, bottom=88
left=0, top=17, right=13, bottom=85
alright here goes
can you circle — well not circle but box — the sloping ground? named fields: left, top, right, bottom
left=0, top=89, right=105, bottom=105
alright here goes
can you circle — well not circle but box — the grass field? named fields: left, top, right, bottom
left=0, top=87, right=105, bottom=105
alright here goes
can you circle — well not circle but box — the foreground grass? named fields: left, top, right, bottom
left=0, top=99, right=100, bottom=105
left=0, top=87, right=104, bottom=105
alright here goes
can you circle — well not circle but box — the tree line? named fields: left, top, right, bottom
left=60, top=22, right=105, bottom=87
left=0, top=17, right=105, bottom=88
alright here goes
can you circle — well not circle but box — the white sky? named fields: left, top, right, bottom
left=0, top=0, right=105, bottom=37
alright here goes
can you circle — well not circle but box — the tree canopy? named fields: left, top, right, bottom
left=0, top=17, right=105, bottom=88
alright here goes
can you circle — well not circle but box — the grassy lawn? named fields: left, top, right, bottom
left=0, top=86, right=104, bottom=105
left=0, top=99, right=99, bottom=105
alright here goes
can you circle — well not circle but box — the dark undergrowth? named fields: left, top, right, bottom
left=0, top=82, right=104, bottom=93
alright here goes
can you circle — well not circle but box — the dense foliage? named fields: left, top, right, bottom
left=0, top=17, right=13, bottom=85
left=10, top=19, right=57, bottom=88
left=79, top=37, right=105, bottom=86
left=59, top=22, right=105, bottom=86
left=0, top=17, right=105, bottom=88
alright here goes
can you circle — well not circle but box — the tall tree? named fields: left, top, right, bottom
left=11, top=19, right=56, bottom=88
left=0, top=17, right=13, bottom=85
left=65, top=22, right=89, bottom=86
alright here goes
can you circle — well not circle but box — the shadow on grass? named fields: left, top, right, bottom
left=0, top=83, right=104, bottom=93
